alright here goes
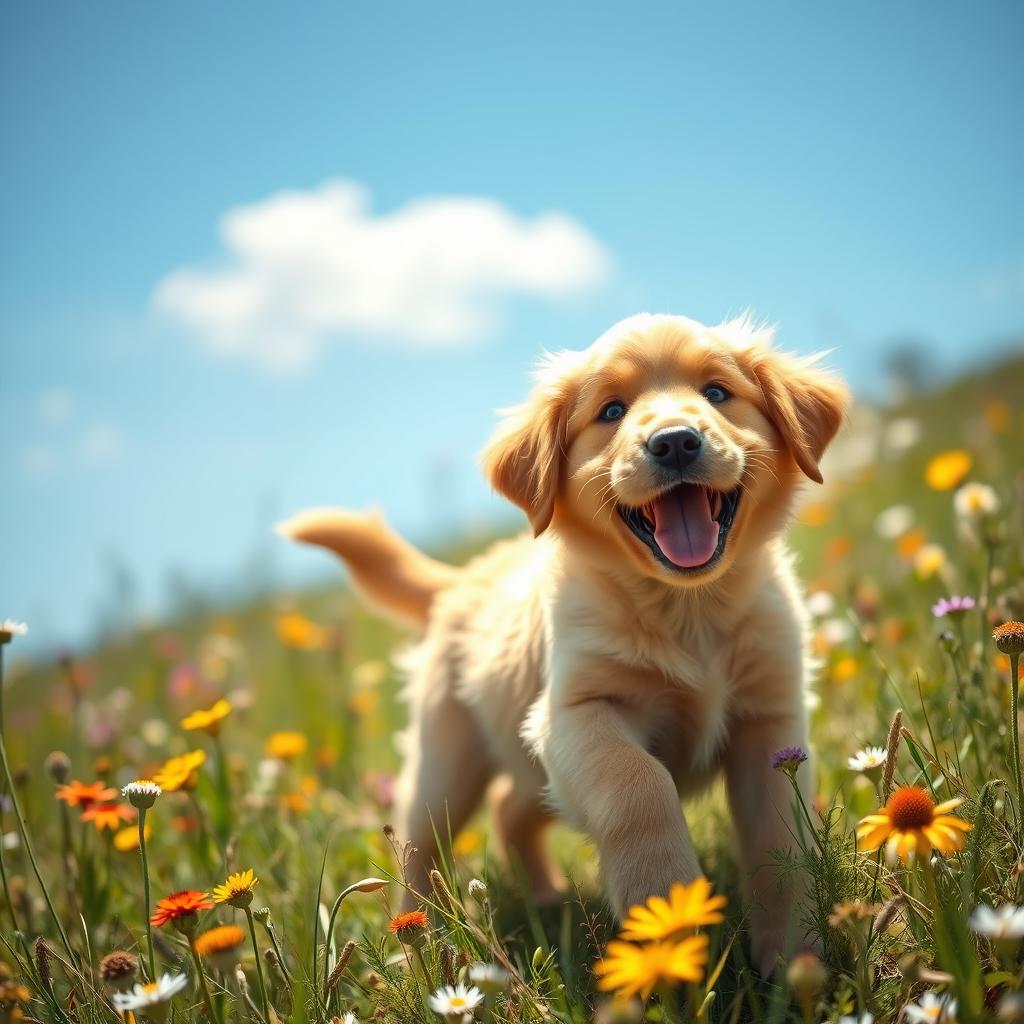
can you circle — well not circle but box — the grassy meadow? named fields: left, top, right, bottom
left=1, top=356, right=1023, bottom=1024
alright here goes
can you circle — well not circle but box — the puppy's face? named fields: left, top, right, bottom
left=484, top=314, right=849, bottom=584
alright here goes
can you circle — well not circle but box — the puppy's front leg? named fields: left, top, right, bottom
left=724, top=713, right=815, bottom=975
left=537, top=695, right=700, bottom=917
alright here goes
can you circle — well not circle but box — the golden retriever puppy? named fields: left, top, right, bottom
left=280, top=313, right=848, bottom=973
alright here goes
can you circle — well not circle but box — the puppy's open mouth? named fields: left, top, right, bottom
left=617, top=483, right=741, bottom=573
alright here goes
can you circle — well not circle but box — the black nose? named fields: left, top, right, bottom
left=646, top=426, right=703, bottom=467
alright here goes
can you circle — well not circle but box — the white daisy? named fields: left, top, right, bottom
left=848, top=746, right=887, bottom=779
left=428, top=982, right=484, bottom=1021
left=121, top=780, right=162, bottom=809
left=839, top=1014, right=874, bottom=1024
left=874, top=504, right=914, bottom=540
left=0, top=620, right=28, bottom=644
left=903, top=992, right=958, bottom=1024
left=969, top=903, right=1024, bottom=940
left=884, top=416, right=922, bottom=454
left=342, top=1013, right=358, bottom=1024
left=112, top=973, right=189, bottom=1013
left=467, top=962, right=509, bottom=994
left=953, top=482, right=998, bottom=520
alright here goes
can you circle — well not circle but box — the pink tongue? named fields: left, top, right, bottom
left=651, top=486, right=720, bottom=568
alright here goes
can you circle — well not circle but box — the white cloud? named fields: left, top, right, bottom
left=153, top=179, right=611, bottom=371
left=39, top=388, right=74, bottom=426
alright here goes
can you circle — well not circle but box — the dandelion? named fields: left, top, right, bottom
left=0, top=621, right=27, bottom=644
left=925, top=449, right=972, bottom=491
left=194, top=924, right=247, bottom=971
left=152, top=749, right=206, bottom=791
left=771, top=746, right=808, bottom=777
left=112, top=973, right=189, bottom=1021
left=594, top=936, right=709, bottom=1001
left=122, top=779, right=161, bottom=809
left=265, top=731, right=308, bottom=760
left=969, top=903, right=1024, bottom=940
left=181, top=697, right=232, bottom=736
left=150, top=889, right=213, bottom=932
left=903, top=992, right=958, bottom=1024
left=98, top=950, right=138, bottom=992
left=856, top=786, right=971, bottom=863
left=81, top=801, right=135, bottom=831
left=931, top=596, right=976, bottom=619
left=848, top=746, right=887, bottom=781
left=213, top=868, right=258, bottom=907
left=619, top=878, right=726, bottom=942
left=914, top=544, right=947, bottom=580
left=54, top=779, right=117, bottom=809
left=427, top=982, right=485, bottom=1020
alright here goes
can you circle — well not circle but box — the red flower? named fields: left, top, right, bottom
left=389, top=910, right=428, bottom=942
left=150, top=890, right=213, bottom=929
left=81, top=802, right=135, bottom=831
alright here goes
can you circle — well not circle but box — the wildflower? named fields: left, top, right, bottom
left=122, top=779, right=162, bottom=810
left=341, top=1014, right=359, bottom=1024
left=212, top=868, right=259, bottom=908
left=194, top=924, right=247, bottom=971
left=467, top=878, right=488, bottom=905
left=931, top=596, right=976, bottom=619
left=828, top=900, right=882, bottom=927
left=99, top=950, right=139, bottom=992
left=114, top=822, right=152, bottom=851
left=390, top=909, right=429, bottom=946
left=874, top=504, right=915, bottom=540
left=903, top=992, right=958, bottom=1024
left=619, top=878, right=726, bottom=942
left=786, top=953, right=827, bottom=1014
left=181, top=697, right=232, bottom=735
left=839, top=1015, right=874, bottom=1024
left=150, top=889, right=213, bottom=933
left=806, top=591, right=835, bottom=618
left=594, top=936, right=709, bottom=1001
left=112, top=974, right=189, bottom=1019
left=44, top=751, right=71, bottom=784
left=954, top=482, right=998, bottom=520
left=925, top=449, right=972, bottom=491
left=856, top=786, right=971, bottom=864
left=771, top=746, right=808, bottom=777
left=914, top=544, right=947, bottom=580
left=276, top=610, right=329, bottom=651
left=969, top=904, right=1024, bottom=940
left=152, top=749, right=206, bottom=791
left=0, top=620, right=27, bottom=644
left=427, top=982, right=485, bottom=1021
left=265, top=731, right=308, bottom=760
left=848, top=746, right=887, bottom=782
left=467, top=962, right=510, bottom=994
left=993, top=621, right=1024, bottom=656
left=82, top=802, right=135, bottom=831
left=55, top=779, right=116, bottom=810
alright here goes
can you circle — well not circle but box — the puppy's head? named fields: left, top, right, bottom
left=483, top=313, right=849, bottom=584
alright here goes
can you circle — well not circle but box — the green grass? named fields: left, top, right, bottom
left=1, top=357, right=1022, bottom=1023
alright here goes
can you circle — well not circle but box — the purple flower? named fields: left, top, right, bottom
left=932, top=595, right=976, bottom=619
left=771, top=746, right=808, bottom=776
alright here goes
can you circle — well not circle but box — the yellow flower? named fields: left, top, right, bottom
left=914, top=543, right=947, bottom=580
left=856, top=785, right=971, bottom=864
left=265, top=731, right=307, bottom=760
left=594, top=936, right=709, bottom=1001
left=453, top=829, right=484, bottom=858
left=925, top=449, right=972, bottom=491
left=181, top=699, right=232, bottom=736
left=619, top=879, right=726, bottom=942
left=114, top=823, right=152, bottom=852
left=153, top=750, right=206, bottom=792
left=276, top=611, right=329, bottom=651
left=212, top=869, right=258, bottom=908
left=984, top=398, right=1011, bottom=434
left=833, top=656, right=859, bottom=683
left=351, top=689, right=380, bottom=717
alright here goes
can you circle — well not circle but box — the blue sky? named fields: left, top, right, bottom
left=2, top=1, right=1022, bottom=654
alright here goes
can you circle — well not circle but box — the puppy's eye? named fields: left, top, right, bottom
left=598, top=400, right=627, bottom=422
left=703, top=384, right=731, bottom=404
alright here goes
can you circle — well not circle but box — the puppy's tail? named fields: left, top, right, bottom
left=276, top=508, right=459, bottom=629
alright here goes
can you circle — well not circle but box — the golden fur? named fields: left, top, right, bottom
left=280, top=313, right=849, bottom=973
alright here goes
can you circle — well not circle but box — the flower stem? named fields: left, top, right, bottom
left=189, top=938, right=221, bottom=1023
left=0, top=646, right=74, bottom=957
left=1009, top=652, right=1023, bottom=836
left=244, top=906, right=271, bottom=1024
left=138, top=808, right=156, bottom=980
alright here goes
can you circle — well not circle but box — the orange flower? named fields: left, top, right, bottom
left=265, top=731, right=307, bottom=760
left=150, top=890, right=213, bottom=930
left=276, top=611, right=330, bottom=651
left=925, top=449, right=972, bottom=491
left=82, top=802, right=136, bottom=831
left=194, top=924, right=246, bottom=969
left=389, top=910, right=428, bottom=945
left=55, top=780, right=117, bottom=810
left=857, top=786, right=971, bottom=864
left=181, top=699, right=232, bottom=736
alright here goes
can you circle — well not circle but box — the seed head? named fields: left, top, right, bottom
left=993, top=622, right=1024, bottom=656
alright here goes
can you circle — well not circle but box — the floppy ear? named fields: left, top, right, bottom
left=750, top=350, right=850, bottom=484
left=481, top=352, right=579, bottom=536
